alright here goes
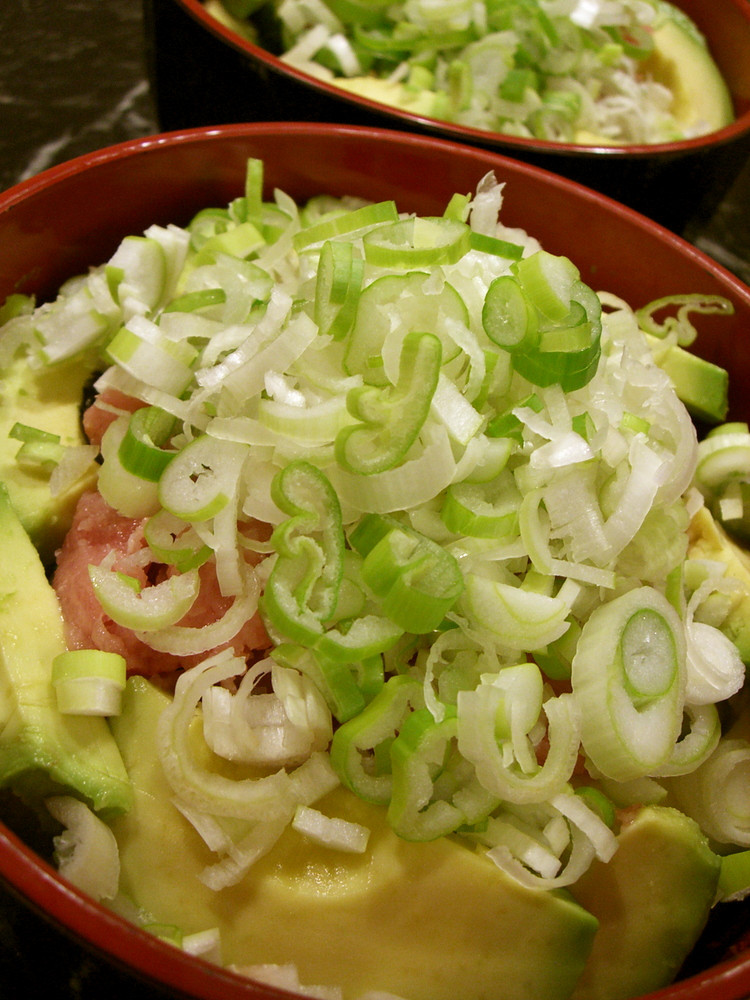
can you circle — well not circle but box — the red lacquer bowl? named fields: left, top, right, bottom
left=142, top=0, right=750, bottom=233
left=2, top=122, right=750, bottom=1000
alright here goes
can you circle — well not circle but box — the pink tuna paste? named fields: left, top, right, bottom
left=53, top=390, right=271, bottom=678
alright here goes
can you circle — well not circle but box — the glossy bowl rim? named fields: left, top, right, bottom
left=167, top=0, right=750, bottom=157
left=1, top=119, right=750, bottom=1000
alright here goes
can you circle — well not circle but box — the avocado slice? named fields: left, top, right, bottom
left=110, top=676, right=598, bottom=1000
left=0, top=484, right=131, bottom=815
left=203, top=0, right=259, bottom=42
left=645, top=332, right=729, bottom=424
left=335, top=75, right=451, bottom=120
left=688, top=505, right=750, bottom=662
left=0, top=348, right=98, bottom=563
left=642, top=12, right=734, bottom=135
left=570, top=805, right=720, bottom=1000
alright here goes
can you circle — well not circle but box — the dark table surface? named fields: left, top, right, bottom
left=1, top=2, right=749, bottom=998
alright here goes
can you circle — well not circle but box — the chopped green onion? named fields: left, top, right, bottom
left=330, top=674, right=424, bottom=803
left=52, top=649, right=127, bottom=717
left=182, top=927, right=223, bottom=963
left=603, top=22, right=654, bottom=59
left=292, top=804, right=370, bottom=852
left=441, top=475, right=519, bottom=539
left=512, top=251, right=580, bottom=323
left=500, top=67, right=538, bottom=102
left=293, top=200, right=399, bottom=251
left=118, top=406, right=177, bottom=482
left=9, top=422, right=60, bottom=444
left=243, top=156, right=265, bottom=225
left=144, top=508, right=213, bottom=572
left=89, top=559, right=201, bottom=632
left=34, top=284, right=111, bottom=364
left=668, top=739, right=750, bottom=847
left=46, top=795, right=120, bottom=900
left=272, top=642, right=366, bottom=723
left=443, top=191, right=470, bottom=222
left=158, top=435, right=248, bottom=522
left=106, top=320, right=197, bottom=396
left=163, top=288, right=227, bottom=313
left=352, top=514, right=464, bottom=633
left=198, top=221, right=265, bottom=260
left=0, top=292, right=33, bottom=325
left=636, top=294, right=734, bottom=347
left=11, top=424, right=66, bottom=473
left=462, top=574, right=570, bottom=650
left=457, top=665, right=580, bottom=804
left=388, top=707, right=475, bottom=840
left=343, top=270, right=465, bottom=386
left=574, top=787, right=616, bottom=829
left=572, top=587, right=686, bottom=782
left=482, top=275, right=539, bottom=352
left=14, top=158, right=746, bottom=914
left=262, top=461, right=345, bottom=645
left=469, top=231, right=525, bottom=260
left=97, top=416, right=161, bottom=519
left=106, top=235, right=167, bottom=312
left=362, top=217, right=471, bottom=269
left=718, top=849, right=750, bottom=901
left=323, top=0, right=392, bottom=27
left=314, top=240, right=364, bottom=340
left=336, top=331, right=441, bottom=475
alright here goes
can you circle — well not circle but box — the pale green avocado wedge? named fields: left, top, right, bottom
left=570, top=805, right=721, bottom=1000
left=0, top=348, right=98, bottom=564
left=335, top=75, right=450, bottom=120
left=643, top=13, right=734, bottom=135
left=645, top=333, right=729, bottom=425
left=110, top=676, right=598, bottom=1000
left=0, top=484, right=131, bottom=815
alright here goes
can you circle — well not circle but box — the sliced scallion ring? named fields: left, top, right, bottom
left=144, top=508, right=214, bottom=572
left=89, top=560, right=201, bottom=632
left=343, top=270, right=465, bottom=385
left=512, top=250, right=580, bottom=323
left=482, top=275, right=539, bottom=352
left=469, top=231, right=525, bottom=260
left=293, top=200, right=399, bottom=251
left=118, top=406, right=177, bottom=482
left=106, top=320, right=197, bottom=396
left=441, top=475, right=520, bottom=539
left=362, top=216, right=471, bottom=269
left=314, top=240, right=364, bottom=340
left=572, top=586, right=687, bottom=782
left=52, top=649, right=127, bottom=717
left=158, top=435, right=249, bottom=522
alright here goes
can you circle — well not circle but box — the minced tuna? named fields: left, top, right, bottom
left=53, top=490, right=271, bottom=677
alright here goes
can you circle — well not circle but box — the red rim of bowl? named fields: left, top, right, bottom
left=170, top=0, right=750, bottom=157
left=1, top=120, right=750, bottom=1000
